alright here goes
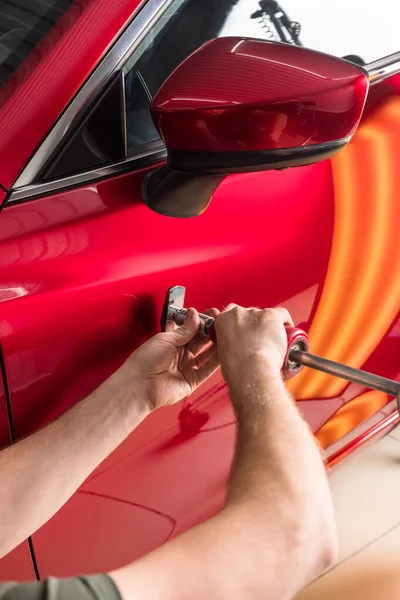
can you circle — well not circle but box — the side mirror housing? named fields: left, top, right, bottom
left=144, top=37, right=369, bottom=217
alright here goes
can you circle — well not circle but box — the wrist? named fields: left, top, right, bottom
left=101, top=370, right=153, bottom=425
left=223, top=352, right=283, bottom=390
left=122, top=385, right=153, bottom=421
left=226, top=356, right=286, bottom=421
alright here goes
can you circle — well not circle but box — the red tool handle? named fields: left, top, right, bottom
left=202, top=318, right=308, bottom=379
left=283, top=327, right=310, bottom=380
left=202, top=317, right=400, bottom=401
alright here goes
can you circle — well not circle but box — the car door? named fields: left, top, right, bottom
left=0, top=323, right=37, bottom=580
left=0, top=0, right=399, bottom=581
left=0, top=190, right=35, bottom=581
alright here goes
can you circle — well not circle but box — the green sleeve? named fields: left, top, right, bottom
left=0, top=575, right=122, bottom=600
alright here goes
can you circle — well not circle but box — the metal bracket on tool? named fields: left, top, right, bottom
left=161, top=288, right=400, bottom=405
left=161, top=286, right=216, bottom=339
left=161, top=285, right=187, bottom=332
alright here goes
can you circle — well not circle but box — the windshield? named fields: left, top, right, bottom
left=0, top=0, right=74, bottom=87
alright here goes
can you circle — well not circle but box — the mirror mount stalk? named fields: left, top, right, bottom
left=143, top=166, right=224, bottom=218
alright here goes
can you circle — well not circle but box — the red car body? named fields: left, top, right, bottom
left=0, top=0, right=399, bottom=581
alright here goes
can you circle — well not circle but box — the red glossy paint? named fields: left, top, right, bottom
left=0, top=160, right=335, bottom=577
left=0, top=351, right=10, bottom=457
left=0, top=543, right=37, bottom=582
left=153, top=38, right=369, bottom=152
left=0, top=294, right=37, bottom=580
left=0, top=0, right=143, bottom=191
left=0, top=0, right=399, bottom=583
left=1, top=93, right=399, bottom=575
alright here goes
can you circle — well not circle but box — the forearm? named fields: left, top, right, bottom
left=111, top=365, right=336, bottom=600
left=0, top=307, right=217, bottom=560
left=0, top=378, right=149, bottom=558
left=228, top=364, right=326, bottom=504
left=226, top=362, right=337, bottom=590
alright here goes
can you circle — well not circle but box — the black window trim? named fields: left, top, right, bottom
left=8, top=0, right=171, bottom=204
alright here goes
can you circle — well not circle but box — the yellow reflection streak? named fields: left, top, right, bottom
left=315, top=390, right=388, bottom=449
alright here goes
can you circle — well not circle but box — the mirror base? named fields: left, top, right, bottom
left=142, top=166, right=224, bottom=218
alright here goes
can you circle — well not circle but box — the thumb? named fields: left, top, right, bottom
left=168, top=308, right=200, bottom=347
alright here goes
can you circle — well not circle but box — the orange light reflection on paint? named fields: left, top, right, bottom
left=315, top=390, right=388, bottom=449
left=288, top=97, right=400, bottom=400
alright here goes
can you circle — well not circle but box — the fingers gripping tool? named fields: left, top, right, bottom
left=161, top=285, right=217, bottom=342
left=161, top=286, right=400, bottom=408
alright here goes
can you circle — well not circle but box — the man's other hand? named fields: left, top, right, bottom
left=113, top=308, right=221, bottom=411
left=215, top=305, right=294, bottom=386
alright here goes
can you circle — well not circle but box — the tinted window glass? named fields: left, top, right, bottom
left=0, top=0, right=74, bottom=87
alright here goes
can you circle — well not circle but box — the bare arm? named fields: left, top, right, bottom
left=110, top=307, right=337, bottom=600
left=0, top=378, right=148, bottom=559
left=0, top=309, right=220, bottom=559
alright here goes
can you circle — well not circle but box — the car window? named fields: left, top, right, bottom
left=36, top=0, right=400, bottom=182
left=123, top=0, right=400, bottom=154
left=0, top=0, right=74, bottom=87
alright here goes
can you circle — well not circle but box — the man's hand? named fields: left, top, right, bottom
left=0, top=307, right=220, bottom=560
left=109, top=306, right=337, bottom=600
left=215, top=305, right=294, bottom=386
left=112, top=308, right=221, bottom=411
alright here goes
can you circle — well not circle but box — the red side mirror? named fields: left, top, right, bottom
left=143, top=37, right=369, bottom=217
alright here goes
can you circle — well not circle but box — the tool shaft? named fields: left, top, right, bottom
left=167, top=306, right=215, bottom=338
left=290, top=349, right=400, bottom=398
left=163, top=288, right=400, bottom=400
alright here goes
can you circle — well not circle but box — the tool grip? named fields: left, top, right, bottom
left=208, top=322, right=217, bottom=344
left=167, top=299, right=307, bottom=374
left=200, top=320, right=308, bottom=366
left=199, top=313, right=217, bottom=343
left=282, top=327, right=310, bottom=380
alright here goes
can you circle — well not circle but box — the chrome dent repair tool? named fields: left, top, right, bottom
left=161, top=286, right=400, bottom=407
